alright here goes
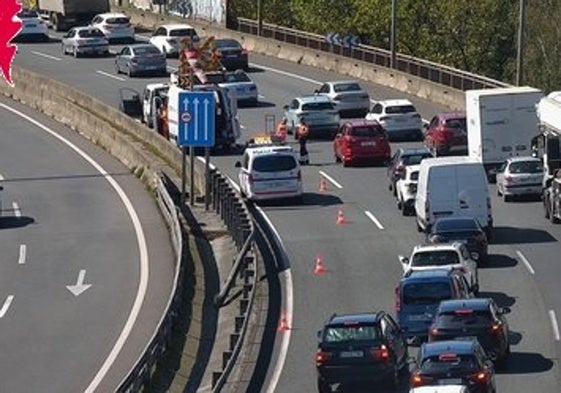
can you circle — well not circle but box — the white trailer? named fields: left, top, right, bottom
left=35, top=0, right=110, bottom=31
left=466, top=86, right=543, bottom=180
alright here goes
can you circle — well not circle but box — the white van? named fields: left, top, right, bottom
left=415, top=156, right=493, bottom=237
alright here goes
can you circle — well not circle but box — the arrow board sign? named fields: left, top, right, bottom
left=178, top=91, right=216, bottom=147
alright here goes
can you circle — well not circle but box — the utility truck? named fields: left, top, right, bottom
left=466, top=86, right=543, bottom=181
left=32, top=0, right=110, bottom=31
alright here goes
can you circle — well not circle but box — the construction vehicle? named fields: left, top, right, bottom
left=27, top=0, right=110, bottom=31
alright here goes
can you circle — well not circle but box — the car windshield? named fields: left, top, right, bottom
left=435, top=219, right=478, bottom=232
left=350, top=126, right=384, bottom=137
left=436, top=310, right=492, bottom=328
left=106, top=17, right=130, bottom=25
left=444, top=118, right=467, bottom=129
left=78, top=29, right=105, bottom=38
left=253, top=155, right=297, bottom=172
left=420, top=354, right=479, bottom=374
left=302, top=102, right=334, bottom=111
left=386, top=105, right=417, bottom=114
left=18, top=10, right=39, bottom=18
left=509, top=161, right=544, bottom=174
left=224, top=72, right=251, bottom=83
left=133, top=46, right=162, bottom=56
left=324, top=324, right=380, bottom=343
left=411, top=250, right=460, bottom=266
left=215, top=39, right=242, bottom=49
left=333, top=82, right=362, bottom=93
left=169, top=28, right=196, bottom=37
left=402, top=153, right=431, bottom=165
left=403, top=282, right=452, bottom=305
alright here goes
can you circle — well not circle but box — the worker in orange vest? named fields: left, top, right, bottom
left=158, top=99, right=169, bottom=140
left=274, top=117, right=288, bottom=142
left=297, top=117, right=310, bottom=165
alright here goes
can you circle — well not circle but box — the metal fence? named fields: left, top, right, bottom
left=236, top=18, right=512, bottom=91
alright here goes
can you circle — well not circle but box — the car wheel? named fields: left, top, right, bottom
left=334, top=153, right=341, bottom=163
left=342, top=158, right=349, bottom=167
left=503, top=193, right=511, bottom=202
left=317, top=378, right=330, bottom=393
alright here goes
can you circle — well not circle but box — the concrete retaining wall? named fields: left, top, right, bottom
left=115, top=5, right=466, bottom=111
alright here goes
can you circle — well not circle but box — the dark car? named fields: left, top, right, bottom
left=214, top=38, right=249, bottom=71
left=387, top=147, right=433, bottom=195
left=424, top=112, right=468, bottom=156
left=316, top=311, right=408, bottom=392
left=395, top=268, right=474, bottom=343
left=410, top=339, right=497, bottom=393
left=426, top=216, right=489, bottom=265
left=333, top=119, right=391, bottom=166
left=115, top=44, right=167, bottom=77
left=428, top=298, right=511, bottom=366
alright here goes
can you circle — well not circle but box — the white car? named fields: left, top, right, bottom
left=15, top=9, right=48, bottom=42
left=496, top=156, right=545, bottom=202
left=410, top=386, right=468, bottom=393
left=398, top=242, right=479, bottom=293
left=149, top=24, right=199, bottom=57
left=218, top=70, right=258, bottom=106
left=315, top=80, right=370, bottom=117
left=396, top=164, right=419, bottom=216
left=366, top=99, right=423, bottom=141
left=283, top=95, right=340, bottom=139
left=90, top=13, right=135, bottom=43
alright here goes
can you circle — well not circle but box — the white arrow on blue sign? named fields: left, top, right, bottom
left=178, top=91, right=216, bottom=147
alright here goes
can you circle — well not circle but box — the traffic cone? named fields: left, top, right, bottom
left=319, top=176, right=328, bottom=192
left=314, top=255, right=327, bottom=275
left=278, top=310, right=291, bottom=332
left=336, top=207, right=346, bottom=226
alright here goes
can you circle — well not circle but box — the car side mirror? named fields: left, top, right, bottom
left=500, top=307, right=511, bottom=315
left=398, top=255, right=408, bottom=264
left=235, top=161, right=242, bottom=168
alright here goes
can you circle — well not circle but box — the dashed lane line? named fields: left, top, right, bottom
left=364, top=210, right=385, bottom=230
left=0, top=296, right=14, bottom=318
left=12, top=202, right=21, bottom=218
left=318, top=170, right=343, bottom=189
left=549, top=310, right=560, bottom=341
left=96, top=70, right=126, bottom=82
left=18, top=244, right=27, bottom=265
left=516, top=250, right=535, bottom=275
left=31, top=51, right=61, bottom=61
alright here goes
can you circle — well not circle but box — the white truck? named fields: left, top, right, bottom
left=466, top=86, right=543, bottom=181
left=32, top=0, right=110, bottom=31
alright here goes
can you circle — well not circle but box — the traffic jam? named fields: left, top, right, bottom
left=12, top=4, right=561, bottom=393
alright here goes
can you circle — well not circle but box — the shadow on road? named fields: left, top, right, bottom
left=478, top=291, right=517, bottom=308
left=502, top=352, right=554, bottom=374
left=0, top=216, right=35, bottom=229
left=492, top=226, right=557, bottom=245
left=509, top=330, right=523, bottom=346
left=481, top=253, right=518, bottom=269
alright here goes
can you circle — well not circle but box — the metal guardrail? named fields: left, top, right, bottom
left=236, top=18, right=512, bottom=91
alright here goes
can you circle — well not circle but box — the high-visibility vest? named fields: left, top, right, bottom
left=298, top=123, right=309, bottom=138
left=275, top=123, right=288, bottom=140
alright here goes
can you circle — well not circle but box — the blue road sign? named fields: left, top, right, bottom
left=178, top=91, right=216, bottom=147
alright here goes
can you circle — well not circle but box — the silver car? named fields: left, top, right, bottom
left=496, top=156, right=545, bottom=202
left=315, top=80, right=370, bottom=118
left=218, top=71, right=258, bottom=106
left=115, top=44, right=167, bottom=77
left=61, top=27, right=109, bottom=57
left=283, top=95, right=340, bottom=139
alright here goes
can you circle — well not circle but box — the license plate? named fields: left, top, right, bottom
left=439, top=378, right=462, bottom=385
left=267, top=181, right=289, bottom=188
left=340, top=351, right=363, bottom=358
left=361, top=141, right=376, bottom=147
left=146, top=66, right=159, bottom=70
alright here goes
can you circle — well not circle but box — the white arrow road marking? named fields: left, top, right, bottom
left=550, top=310, right=560, bottom=341
left=318, top=170, right=343, bottom=189
left=66, top=269, right=92, bottom=296
left=31, top=50, right=61, bottom=61
left=12, top=202, right=21, bottom=218
left=18, top=244, right=27, bottom=265
left=365, top=210, right=385, bottom=230
left=516, top=250, right=535, bottom=275
left=0, top=295, right=14, bottom=318
left=96, top=70, right=126, bottom=82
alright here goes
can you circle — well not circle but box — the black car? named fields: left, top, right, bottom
left=428, top=298, right=511, bottom=366
left=316, top=311, right=408, bottom=392
left=387, top=147, right=433, bottom=195
left=410, top=339, right=497, bottom=393
left=427, top=216, right=489, bottom=265
left=214, top=38, right=249, bottom=71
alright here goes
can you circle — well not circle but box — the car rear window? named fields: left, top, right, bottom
left=215, top=39, right=242, bottom=49
left=106, top=17, right=130, bottom=25
left=133, top=46, right=162, bottom=55
left=18, top=10, right=39, bottom=18
left=411, top=250, right=460, bottom=267
left=224, top=72, right=251, bottom=83
left=402, top=153, right=431, bottom=165
left=169, top=28, right=197, bottom=37
left=324, top=324, right=380, bottom=343
left=436, top=309, right=492, bottom=328
left=508, top=161, right=544, bottom=174
left=78, top=29, right=105, bottom=38
left=333, top=83, right=362, bottom=93
left=444, top=118, right=467, bottom=129
left=435, top=219, right=478, bottom=232
left=350, top=126, right=384, bottom=137
left=386, top=105, right=417, bottom=114
left=253, top=155, right=297, bottom=172
left=420, top=354, right=479, bottom=374
left=302, top=102, right=334, bottom=111
left=402, top=282, right=452, bottom=305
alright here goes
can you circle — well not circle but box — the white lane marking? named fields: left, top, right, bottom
left=96, top=70, right=126, bottom=82
left=365, top=210, right=385, bottom=230
left=18, top=244, right=27, bottom=265
left=549, top=310, right=560, bottom=341
left=318, top=170, right=342, bottom=189
left=0, top=173, right=4, bottom=180
left=0, top=295, right=14, bottom=318
left=516, top=250, right=535, bottom=275
left=250, top=63, right=321, bottom=85
left=31, top=50, right=61, bottom=61
left=258, top=94, right=265, bottom=99
left=196, top=156, right=216, bottom=171
left=12, top=202, right=21, bottom=218
left=0, top=103, right=149, bottom=393
left=256, top=205, right=293, bottom=393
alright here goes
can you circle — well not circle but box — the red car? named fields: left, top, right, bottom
left=424, top=112, right=468, bottom=156
left=333, top=119, right=391, bottom=166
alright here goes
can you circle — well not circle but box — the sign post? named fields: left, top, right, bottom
left=177, top=91, right=216, bottom=207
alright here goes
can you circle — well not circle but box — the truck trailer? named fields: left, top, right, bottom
left=34, top=0, right=110, bottom=31
left=466, top=86, right=543, bottom=181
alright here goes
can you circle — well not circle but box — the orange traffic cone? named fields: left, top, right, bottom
left=319, top=176, right=328, bottom=192
left=314, top=255, right=327, bottom=275
left=278, top=310, right=291, bottom=332
left=336, top=207, right=346, bottom=226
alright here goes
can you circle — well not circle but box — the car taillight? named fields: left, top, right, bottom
left=395, top=286, right=401, bottom=311
left=102, top=24, right=113, bottom=30
left=412, top=114, right=421, bottom=119
left=371, top=344, right=390, bottom=360
left=75, top=39, right=86, bottom=45
left=429, top=326, right=439, bottom=340
left=379, top=116, right=389, bottom=121
left=131, top=58, right=138, bottom=64
left=504, top=175, right=514, bottom=184
left=395, top=164, right=405, bottom=175
left=332, top=95, right=342, bottom=101
left=410, top=373, right=433, bottom=387
left=167, top=38, right=177, bottom=44
left=490, top=324, right=501, bottom=334
left=241, top=49, right=249, bottom=55
left=315, top=350, right=332, bottom=366
left=248, top=173, right=254, bottom=185
left=469, top=370, right=489, bottom=383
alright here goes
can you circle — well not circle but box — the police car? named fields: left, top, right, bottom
left=235, top=137, right=303, bottom=203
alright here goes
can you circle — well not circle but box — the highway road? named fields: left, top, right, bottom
left=12, top=31, right=561, bottom=393
left=0, top=96, right=174, bottom=392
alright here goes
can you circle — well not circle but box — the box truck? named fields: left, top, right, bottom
left=33, top=0, right=110, bottom=31
left=466, top=86, right=543, bottom=181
